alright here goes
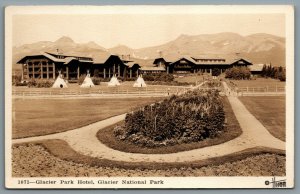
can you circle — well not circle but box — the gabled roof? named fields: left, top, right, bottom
left=230, top=58, right=252, bottom=65
left=126, top=62, right=140, bottom=68
left=169, top=55, right=252, bottom=66
left=17, top=52, right=93, bottom=64
left=153, top=56, right=175, bottom=64
left=92, top=53, right=111, bottom=64
left=153, top=58, right=166, bottom=64
left=93, top=54, right=125, bottom=65
left=169, top=56, right=197, bottom=65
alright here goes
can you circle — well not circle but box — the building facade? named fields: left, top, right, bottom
left=17, top=52, right=253, bottom=81
left=148, top=56, right=252, bottom=74
left=17, top=52, right=141, bottom=81
left=17, top=52, right=94, bottom=81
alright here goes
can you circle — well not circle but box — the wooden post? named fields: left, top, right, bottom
left=123, top=66, right=126, bottom=77
left=113, top=64, right=116, bottom=74
left=66, top=66, right=69, bottom=80
left=130, top=69, right=132, bottom=78
left=46, top=62, right=49, bottom=79
left=118, top=64, right=120, bottom=77
left=210, top=68, right=212, bottom=75
left=32, top=62, right=35, bottom=79
left=53, top=62, right=55, bottom=79
left=26, top=61, right=29, bottom=79
left=21, top=64, right=24, bottom=80
left=77, top=66, right=80, bottom=79
left=40, top=62, right=43, bottom=79
left=103, top=68, right=106, bottom=78
left=167, top=66, right=169, bottom=74
left=109, top=68, right=111, bottom=78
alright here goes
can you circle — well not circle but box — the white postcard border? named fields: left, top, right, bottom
left=5, top=5, right=294, bottom=189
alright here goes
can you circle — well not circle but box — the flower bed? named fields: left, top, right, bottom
left=114, top=89, right=225, bottom=147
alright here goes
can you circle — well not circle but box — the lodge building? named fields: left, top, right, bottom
left=147, top=56, right=252, bottom=74
left=17, top=52, right=253, bottom=80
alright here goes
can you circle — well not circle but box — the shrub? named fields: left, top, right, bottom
left=117, top=76, right=125, bottom=82
left=113, top=125, right=126, bottom=140
left=93, top=69, right=100, bottom=77
left=12, top=74, right=22, bottom=86
left=204, top=81, right=221, bottom=88
left=27, top=79, right=37, bottom=87
left=124, top=77, right=136, bottom=81
left=115, top=88, right=225, bottom=147
left=143, top=73, right=174, bottom=82
left=27, top=79, right=53, bottom=88
left=212, top=68, right=221, bottom=76
left=92, top=77, right=101, bottom=85
left=15, top=82, right=28, bottom=86
left=225, top=67, right=251, bottom=80
left=278, top=71, right=286, bottom=82
left=146, top=81, right=191, bottom=86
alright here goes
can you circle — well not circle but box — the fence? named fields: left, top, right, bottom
left=237, top=86, right=285, bottom=96
left=237, top=86, right=285, bottom=93
left=12, top=86, right=192, bottom=98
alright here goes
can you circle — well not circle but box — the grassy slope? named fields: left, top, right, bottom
left=13, top=97, right=163, bottom=139
left=174, top=74, right=209, bottom=84
left=96, top=97, right=242, bottom=154
left=239, top=96, right=285, bottom=141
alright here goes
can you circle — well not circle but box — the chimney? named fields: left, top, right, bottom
left=159, top=51, right=163, bottom=58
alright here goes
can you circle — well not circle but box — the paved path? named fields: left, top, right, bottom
left=12, top=81, right=285, bottom=163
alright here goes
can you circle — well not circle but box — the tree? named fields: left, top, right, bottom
left=278, top=70, right=286, bottom=81
left=261, top=64, right=267, bottom=77
left=12, top=74, right=22, bottom=86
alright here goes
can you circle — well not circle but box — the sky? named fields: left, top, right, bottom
left=12, top=13, right=285, bottom=49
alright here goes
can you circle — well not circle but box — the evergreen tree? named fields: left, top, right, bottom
left=261, top=64, right=267, bottom=77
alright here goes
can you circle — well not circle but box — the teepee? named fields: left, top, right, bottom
left=52, top=71, right=68, bottom=88
left=80, top=73, right=95, bottom=88
left=108, top=75, right=120, bottom=87
left=133, top=75, right=147, bottom=87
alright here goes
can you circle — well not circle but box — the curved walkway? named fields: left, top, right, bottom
left=12, top=82, right=285, bottom=163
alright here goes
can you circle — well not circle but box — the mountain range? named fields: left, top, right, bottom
left=12, top=32, right=285, bottom=71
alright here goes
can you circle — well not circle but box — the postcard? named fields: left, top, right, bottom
left=5, top=5, right=294, bottom=188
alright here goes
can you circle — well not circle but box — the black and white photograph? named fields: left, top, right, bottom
left=5, top=5, right=294, bottom=188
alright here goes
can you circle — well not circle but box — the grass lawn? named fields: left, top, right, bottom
left=12, top=97, right=163, bottom=139
left=96, top=97, right=242, bottom=154
left=239, top=96, right=285, bottom=141
left=231, top=78, right=285, bottom=88
left=174, top=74, right=210, bottom=84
